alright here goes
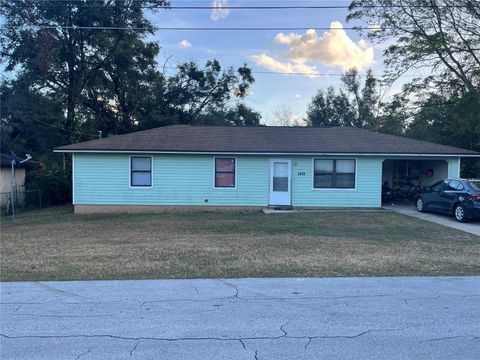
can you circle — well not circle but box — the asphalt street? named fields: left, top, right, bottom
left=1, top=276, right=479, bottom=359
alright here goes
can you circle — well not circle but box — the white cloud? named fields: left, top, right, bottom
left=211, top=0, right=230, bottom=21
left=249, top=54, right=318, bottom=76
left=294, top=94, right=301, bottom=98
left=251, top=21, right=375, bottom=74
left=178, top=39, right=192, bottom=48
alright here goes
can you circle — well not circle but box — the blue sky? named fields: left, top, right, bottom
left=148, top=0, right=392, bottom=124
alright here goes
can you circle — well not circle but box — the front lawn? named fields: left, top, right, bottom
left=1, top=206, right=479, bottom=281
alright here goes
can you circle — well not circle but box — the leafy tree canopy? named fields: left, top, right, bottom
left=347, top=0, right=480, bottom=93
left=306, top=69, right=382, bottom=130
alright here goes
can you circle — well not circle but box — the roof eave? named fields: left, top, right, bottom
left=53, top=149, right=480, bottom=157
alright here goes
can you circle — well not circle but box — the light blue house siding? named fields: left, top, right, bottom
left=292, top=157, right=383, bottom=207
left=72, top=153, right=400, bottom=208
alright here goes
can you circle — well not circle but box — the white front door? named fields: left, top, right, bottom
left=269, top=159, right=292, bottom=206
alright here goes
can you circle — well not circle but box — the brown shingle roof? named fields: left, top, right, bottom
left=54, top=125, right=479, bottom=156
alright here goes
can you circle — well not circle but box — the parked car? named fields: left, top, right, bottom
left=415, top=179, right=480, bottom=222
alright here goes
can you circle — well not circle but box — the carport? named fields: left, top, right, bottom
left=381, top=158, right=456, bottom=204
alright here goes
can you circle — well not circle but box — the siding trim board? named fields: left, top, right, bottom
left=72, top=153, right=76, bottom=205
left=54, top=149, right=480, bottom=157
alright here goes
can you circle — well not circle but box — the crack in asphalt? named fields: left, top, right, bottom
left=73, top=347, right=92, bottom=360
left=1, top=300, right=143, bottom=306
left=137, top=291, right=406, bottom=307
left=239, top=339, right=246, bottom=350
left=0, top=327, right=405, bottom=345
left=422, top=335, right=480, bottom=343
left=254, top=349, right=259, bottom=359
left=12, top=314, right=113, bottom=318
left=129, top=340, right=140, bottom=356
left=403, top=296, right=441, bottom=303
left=4, top=289, right=463, bottom=309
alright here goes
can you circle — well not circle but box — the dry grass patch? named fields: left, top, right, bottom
left=1, top=206, right=479, bottom=281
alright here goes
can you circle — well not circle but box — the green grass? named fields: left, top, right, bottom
left=1, top=206, right=479, bottom=281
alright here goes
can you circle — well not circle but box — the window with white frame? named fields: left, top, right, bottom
left=131, top=157, right=152, bottom=187
left=215, top=158, right=235, bottom=188
left=313, top=159, right=355, bottom=189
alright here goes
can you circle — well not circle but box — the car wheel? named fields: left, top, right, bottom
left=454, top=204, right=468, bottom=222
left=416, top=198, right=425, bottom=212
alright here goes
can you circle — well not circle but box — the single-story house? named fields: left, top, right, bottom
left=54, top=125, right=480, bottom=213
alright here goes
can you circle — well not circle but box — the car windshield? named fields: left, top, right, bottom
left=468, top=180, right=480, bottom=192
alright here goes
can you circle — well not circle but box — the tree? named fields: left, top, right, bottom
left=341, top=68, right=378, bottom=128
left=404, top=90, right=480, bottom=176
left=164, top=60, right=255, bottom=124
left=193, top=103, right=261, bottom=126
left=81, top=30, right=164, bottom=135
left=347, top=0, right=480, bottom=176
left=375, top=95, right=407, bottom=135
left=0, top=75, right=66, bottom=164
left=268, top=105, right=305, bottom=126
left=306, top=69, right=379, bottom=128
left=0, top=0, right=170, bottom=144
left=224, top=103, right=262, bottom=126
left=347, top=0, right=480, bottom=93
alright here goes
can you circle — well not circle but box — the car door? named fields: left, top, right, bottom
left=439, top=180, right=460, bottom=213
left=424, top=180, right=448, bottom=212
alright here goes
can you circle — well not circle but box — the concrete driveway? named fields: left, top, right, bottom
left=384, top=202, right=480, bottom=236
left=1, top=277, right=479, bottom=359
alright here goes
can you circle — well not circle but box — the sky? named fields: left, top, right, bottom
left=148, top=0, right=395, bottom=124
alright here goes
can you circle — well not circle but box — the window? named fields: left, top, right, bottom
left=447, top=180, right=465, bottom=191
left=215, top=158, right=235, bottom=188
left=431, top=180, right=448, bottom=192
left=313, top=159, right=355, bottom=189
left=468, top=180, right=480, bottom=191
left=447, top=180, right=460, bottom=191
left=131, top=157, right=152, bottom=187
left=273, top=162, right=289, bottom=192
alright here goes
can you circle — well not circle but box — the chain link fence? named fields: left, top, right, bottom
left=1, top=186, right=43, bottom=215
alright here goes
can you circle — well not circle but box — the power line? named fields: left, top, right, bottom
left=7, top=1, right=472, bottom=9
left=4, top=25, right=472, bottom=35
left=162, top=66, right=427, bottom=78
left=249, top=70, right=424, bottom=78
left=29, top=118, right=99, bottom=137
left=0, top=25, right=395, bottom=31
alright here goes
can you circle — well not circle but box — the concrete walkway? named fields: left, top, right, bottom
left=1, top=277, right=479, bottom=359
left=384, top=202, right=480, bottom=236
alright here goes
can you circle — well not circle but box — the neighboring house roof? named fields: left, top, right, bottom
left=54, top=125, right=480, bottom=156
left=0, top=153, right=38, bottom=168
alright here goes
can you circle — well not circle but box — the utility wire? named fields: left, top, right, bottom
left=3, top=25, right=474, bottom=36
left=31, top=118, right=99, bottom=137
left=0, top=25, right=404, bottom=31
left=6, top=1, right=472, bottom=9
left=162, top=66, right=425, bottom=78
